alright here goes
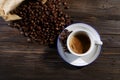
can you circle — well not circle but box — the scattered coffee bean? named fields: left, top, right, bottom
left=20, top=31, right=24, bottom=35
left=27, top=38, right=32, bottom=43
left=64, top=6, right=70, bottom=9
left=59, top=29, right=72, bottom=52
left=9, top=0, right=71, bottom=46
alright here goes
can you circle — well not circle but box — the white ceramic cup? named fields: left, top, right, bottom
left=67, top=29, right=103, bottom=57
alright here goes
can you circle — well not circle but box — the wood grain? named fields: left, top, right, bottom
left=0, top=0, right=120, bottom=80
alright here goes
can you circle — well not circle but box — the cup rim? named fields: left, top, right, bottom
left=67, top=29, right=95, bottom=56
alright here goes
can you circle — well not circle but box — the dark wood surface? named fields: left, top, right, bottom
left=0, top=0, right=120, bottom=80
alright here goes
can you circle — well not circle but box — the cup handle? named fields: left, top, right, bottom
left=95, top=40, right=103, bottom=45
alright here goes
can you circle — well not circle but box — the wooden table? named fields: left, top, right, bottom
left=0, top=0, right=120, bottom=80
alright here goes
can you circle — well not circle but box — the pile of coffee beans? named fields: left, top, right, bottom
left=9, top=0, right=71, bottom=46
left=59, top=29, right=72, bottom=52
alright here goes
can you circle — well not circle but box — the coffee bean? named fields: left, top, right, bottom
left=59, top=29, right=72, bottom=52
left=64, top=6, right=70, bottom=9
left=20, top=31, right=24, bottom=35
left=9, top=0, right=71, bottom=46
left=27, top=38, right=31, bottom=42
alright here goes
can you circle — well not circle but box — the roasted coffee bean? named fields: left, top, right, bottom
left=27, top=38, right=31, bottom=42
left=63, top=2, right=67, bottom=6
left=9, top=0, right=71, bottom=46
left=64, top=6, right=70, bottom=9
left=20, top=31, right=24, bottom=35
left=59, top=29, right=72, bottom=52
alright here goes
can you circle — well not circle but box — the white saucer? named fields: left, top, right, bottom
left=57, top=23, right=102, bottom=66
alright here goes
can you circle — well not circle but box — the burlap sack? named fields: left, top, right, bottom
left=0, top=0, right=47, bottom=21
left=0, top=0, right=24, bottom=21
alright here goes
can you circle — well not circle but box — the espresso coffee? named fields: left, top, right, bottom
left=69, top=32, right=91, bottom=54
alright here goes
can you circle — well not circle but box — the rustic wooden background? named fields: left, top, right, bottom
left=0, top=0, right=120, bottom=80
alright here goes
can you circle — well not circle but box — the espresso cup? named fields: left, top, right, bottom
left=67, top=29, right=103, bottom=56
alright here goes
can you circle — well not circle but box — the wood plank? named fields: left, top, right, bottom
left=102, top=48, right=120, bottom=54
left=67, top=0, right=120, bottom=16
left=0, top=52, right=119, bottom=80
left=101, top=34, right=120, bottom=48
